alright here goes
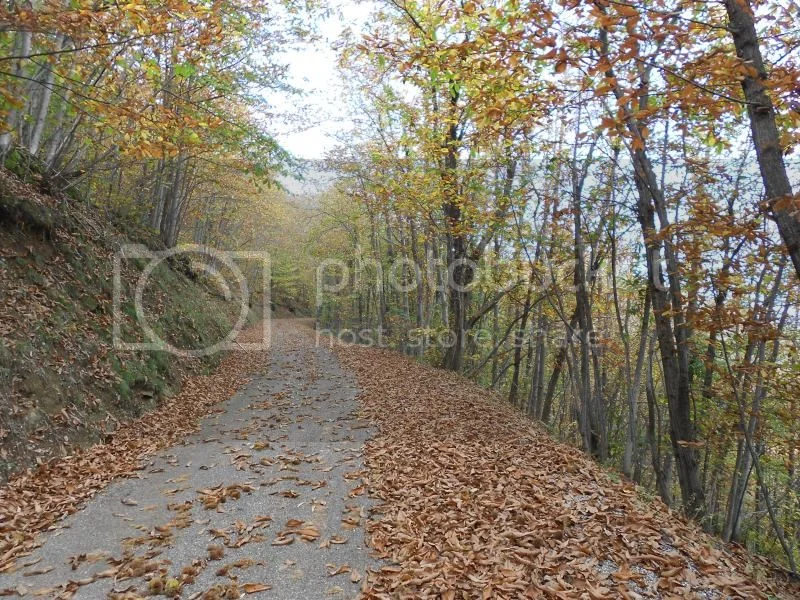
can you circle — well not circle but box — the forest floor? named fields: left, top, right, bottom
left=0, top=319, right=798, bottom=599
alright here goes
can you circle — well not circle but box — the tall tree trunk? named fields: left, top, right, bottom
left=408, top=217, right=425, bottom=356
left=0, top=30, right=33, bottom=156
left=722, top=262, right=787, bottom=541
left=572, top=156, right=607, bottom=459
left=541, top=310, right=578, bottom=423
left=621, top=286, right=651, bottom=478
left=368, top=205, right=387, bottom=336
left=646, top=346, right=672, bottom=506
left=724, top=0, right=800, bottom=280
left=633, top=151, right=705, bottom=518
left=159, top=154, right=188, bottom=247
left=442, top=113, right=470, bottom=371
left=28, top=35, right=65, bottom=156
left=527, top=309, right=547, bottom=417
left=508, top=273, right=534, bottom=405
left=599, top=14, right=705, bottom=518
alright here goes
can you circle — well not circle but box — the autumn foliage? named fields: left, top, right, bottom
left=320, top=0, right=800, bottom=573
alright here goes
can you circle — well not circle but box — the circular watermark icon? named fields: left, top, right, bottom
left=113, top=244, right=271, bottom=357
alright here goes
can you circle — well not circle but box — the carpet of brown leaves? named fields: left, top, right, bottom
left=335, top=344, right=799, bottom=599
left=0, top=331, right=267, bottom=574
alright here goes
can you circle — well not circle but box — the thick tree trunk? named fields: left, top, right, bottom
left=442, top=115, right=471, bottom=372
left=724, top=0, right=800, bottom=280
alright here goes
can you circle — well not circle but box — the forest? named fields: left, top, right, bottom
left=316, top=0, right=800, bottom=572
left=2, top=0, right=800, bottom=582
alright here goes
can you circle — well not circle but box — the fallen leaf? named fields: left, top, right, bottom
left=242, top=583, right=272, bottom=593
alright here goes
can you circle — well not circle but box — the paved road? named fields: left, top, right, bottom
left=0, top=322, right=377, bottom=599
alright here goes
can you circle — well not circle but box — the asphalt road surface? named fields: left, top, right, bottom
left=0, top=323, right=378, bottom=599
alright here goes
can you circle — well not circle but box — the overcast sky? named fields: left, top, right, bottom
left=264, top=1, right=372, bottom=162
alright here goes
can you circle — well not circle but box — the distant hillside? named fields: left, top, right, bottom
left=279, top=159, right=335, bottom=199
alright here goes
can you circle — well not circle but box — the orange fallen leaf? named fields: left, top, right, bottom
left=242, top=583, right=272, bottom=593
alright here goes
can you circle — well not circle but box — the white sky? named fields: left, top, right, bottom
left=265, top=1, right=373, bottom=162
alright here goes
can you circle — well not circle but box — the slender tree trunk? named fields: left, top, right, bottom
left=159, top=154, right=188, bottom=247
left=634, top=156, right=705, bottom=518
left=541, top=310, right=578, bottom=423
left=442, top=116, right=471, bottom=371
left=572, top=163, right=607, bottom=459
left=722, top=263, right=787, bottom=541
left=28, top=35, right=65, bottom=156
left=646, top=346, right=672, bottom=506
left=0, top=30, right=33, bottom=156
left=599, top=15, right=705, bottom=518
left=408, top=217, right=425, bottom=355
left=368, top=206, right=387, bottom=336
left=622, top=287, right=651, bottom=477
left=508, top=274, right=534, bottom=405
left=527, top=309, right=547, bottom=417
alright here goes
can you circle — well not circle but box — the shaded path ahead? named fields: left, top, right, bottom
left=0, top=322, right=376, bottom=599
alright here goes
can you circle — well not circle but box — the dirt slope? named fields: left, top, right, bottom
left=0, top=167, right=245, bottom=482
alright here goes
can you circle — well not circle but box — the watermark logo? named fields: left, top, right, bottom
left=313, top=248, right=620, bottom=352
left=314, top=324, right=608, bottom=353
left=113, top=244, right=270, bottom=356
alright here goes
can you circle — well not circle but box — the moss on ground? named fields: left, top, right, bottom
left=0, top=166, right=252, bottom=482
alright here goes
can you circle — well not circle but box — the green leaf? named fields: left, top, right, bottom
left=174, top=63, right=197, bottom=79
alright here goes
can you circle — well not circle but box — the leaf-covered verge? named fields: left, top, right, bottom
left=334, top=343, right=800, bottom=599
left=0, top=325, right=267, bottom=578
left=0, top=165, right=255, bottom=483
